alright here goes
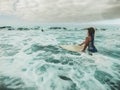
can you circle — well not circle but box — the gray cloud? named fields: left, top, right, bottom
left=102, top=5, right=120, bottom=19
left=0, top=0, right=120, bottom=23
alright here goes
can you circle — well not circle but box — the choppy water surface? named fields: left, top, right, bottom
left=0, top=26, right=120, bottom=90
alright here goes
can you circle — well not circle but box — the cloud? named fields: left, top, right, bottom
left=0, top=0, right=120, bottom=23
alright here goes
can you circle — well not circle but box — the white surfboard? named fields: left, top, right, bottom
left=60, top=44, right=84, bottom=52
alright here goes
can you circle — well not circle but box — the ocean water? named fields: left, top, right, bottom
left=0, top=25, right=120, bottom=90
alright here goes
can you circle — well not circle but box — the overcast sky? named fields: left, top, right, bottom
left=0, top=0, right=120, bottom=25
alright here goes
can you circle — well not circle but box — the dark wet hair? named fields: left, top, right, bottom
left=88, top=27, right=95, bottom=37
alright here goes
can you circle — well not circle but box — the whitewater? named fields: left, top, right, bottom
left=0, top=25, right=120, bottom=90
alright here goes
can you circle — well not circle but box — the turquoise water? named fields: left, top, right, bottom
left=0, top=25, right=120, bottom=90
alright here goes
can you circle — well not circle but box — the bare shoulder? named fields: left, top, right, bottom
left=86, top=36, right=91, bottom=41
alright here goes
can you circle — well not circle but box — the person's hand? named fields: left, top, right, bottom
left=82, top=50, right=85, bottom=52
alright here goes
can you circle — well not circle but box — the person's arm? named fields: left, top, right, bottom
left=82, top=37, right=90, bottom=52
left=79, top=41, right=85, bottom=46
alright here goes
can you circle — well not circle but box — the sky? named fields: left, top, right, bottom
left=0, top=0, right=120, bottom=25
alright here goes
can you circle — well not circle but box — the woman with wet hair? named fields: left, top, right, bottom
left=80, top=27, right=97, bottom=53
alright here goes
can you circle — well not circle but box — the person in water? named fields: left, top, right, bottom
left=79, top=27, right=97, bottom=53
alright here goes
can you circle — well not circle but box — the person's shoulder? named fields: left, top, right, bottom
left=86, top=36, right=91, bottom=41
left=86, top=36, right=90, bottom=39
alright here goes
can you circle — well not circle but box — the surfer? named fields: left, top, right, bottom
left=79, top=27, right=97, bottom=53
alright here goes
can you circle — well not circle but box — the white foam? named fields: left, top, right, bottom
left=0, top=27, right=120, bottom=90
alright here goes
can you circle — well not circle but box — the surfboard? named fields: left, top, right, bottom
left=60, top=44, right=84, bottom=52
